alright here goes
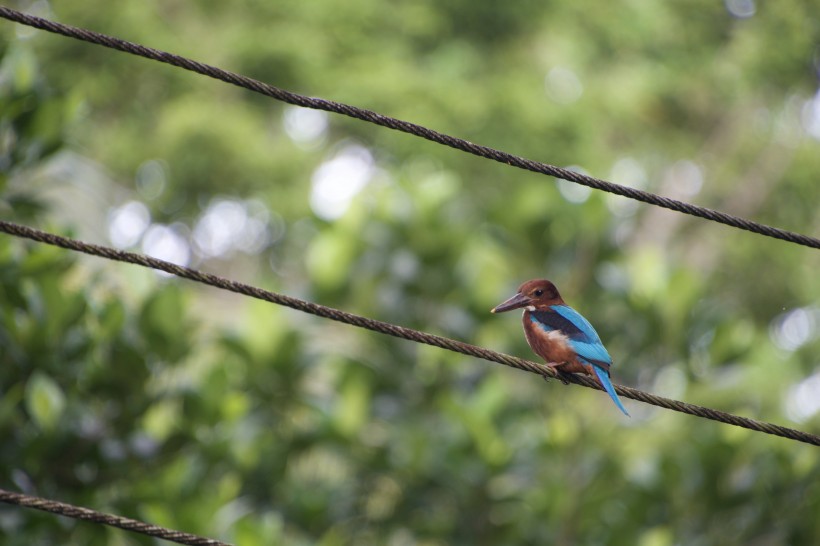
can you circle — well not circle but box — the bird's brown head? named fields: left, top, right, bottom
left=490, top=279, right=564, bottom=313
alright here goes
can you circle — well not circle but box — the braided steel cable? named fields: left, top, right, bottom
left=1, top=220, right=818, bottom=447
left=0, top=6, right=818, bottom=250
left=0, top=488, right=232, bottom=546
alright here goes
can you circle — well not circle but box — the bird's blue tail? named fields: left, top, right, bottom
left=592, top=366, right=630, bottom=417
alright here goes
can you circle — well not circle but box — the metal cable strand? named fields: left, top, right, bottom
left=2, top=220, right=818, bottom=447
left=0, top=7, right=818, bottom=250
left=0, top=488, right=232, bottom=546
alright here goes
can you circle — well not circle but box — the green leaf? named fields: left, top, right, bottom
left=25, top=372, right=65, bottom=431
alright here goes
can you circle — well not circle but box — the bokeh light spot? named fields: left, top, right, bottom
left=557, top=165, right=591, bottom=204
left=193, top=198, right=271, bottom=258
left=108, top=201, right=150, bottom=248
left=545, top=66, right=583, bottom=105
left=785, top=371, right=820, bottom=423
left=725, top=0, right=756, bottom=18
left=142, top=224, right=190, bottom=268
left=310, top=144, right=375, bottom=220
left=283, top=106, right=329, bottom=148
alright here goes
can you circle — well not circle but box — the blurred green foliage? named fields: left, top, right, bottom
left=2, top=0, right=820, bottom=544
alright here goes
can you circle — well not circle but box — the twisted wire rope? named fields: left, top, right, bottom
left=0, top=7, right=817, bottom=250
left=1, top=220, right=818, bottom=447
left=2, top=7, right=819, bottom=545
left=0, top=488, right=232, bottom=546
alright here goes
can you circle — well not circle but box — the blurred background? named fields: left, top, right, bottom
left=2, top=0, right=820, bottom=544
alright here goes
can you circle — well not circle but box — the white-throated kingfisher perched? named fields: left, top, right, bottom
left=491, top=279, right=629, bottom=416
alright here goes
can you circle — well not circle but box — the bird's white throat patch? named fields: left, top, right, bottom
left=525, top=305, right=536, bottom=312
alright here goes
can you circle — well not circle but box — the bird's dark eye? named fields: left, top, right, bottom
left=534, top=289, right=544, bottom=297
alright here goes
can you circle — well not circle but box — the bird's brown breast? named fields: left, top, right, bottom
left=521, top=310, right=593, bottom=374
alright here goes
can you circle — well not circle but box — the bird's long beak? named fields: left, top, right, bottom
left=491, top=292, right=530, bottom=313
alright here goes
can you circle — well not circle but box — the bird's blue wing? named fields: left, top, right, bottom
left=532, top=305, right=627, bottom=415
left=550, top=305, right=612, bottom=367
left=548, top=305, right=602, bottom=342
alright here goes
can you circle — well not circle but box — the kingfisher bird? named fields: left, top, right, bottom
left=491, top=279, right=629, bottom=416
